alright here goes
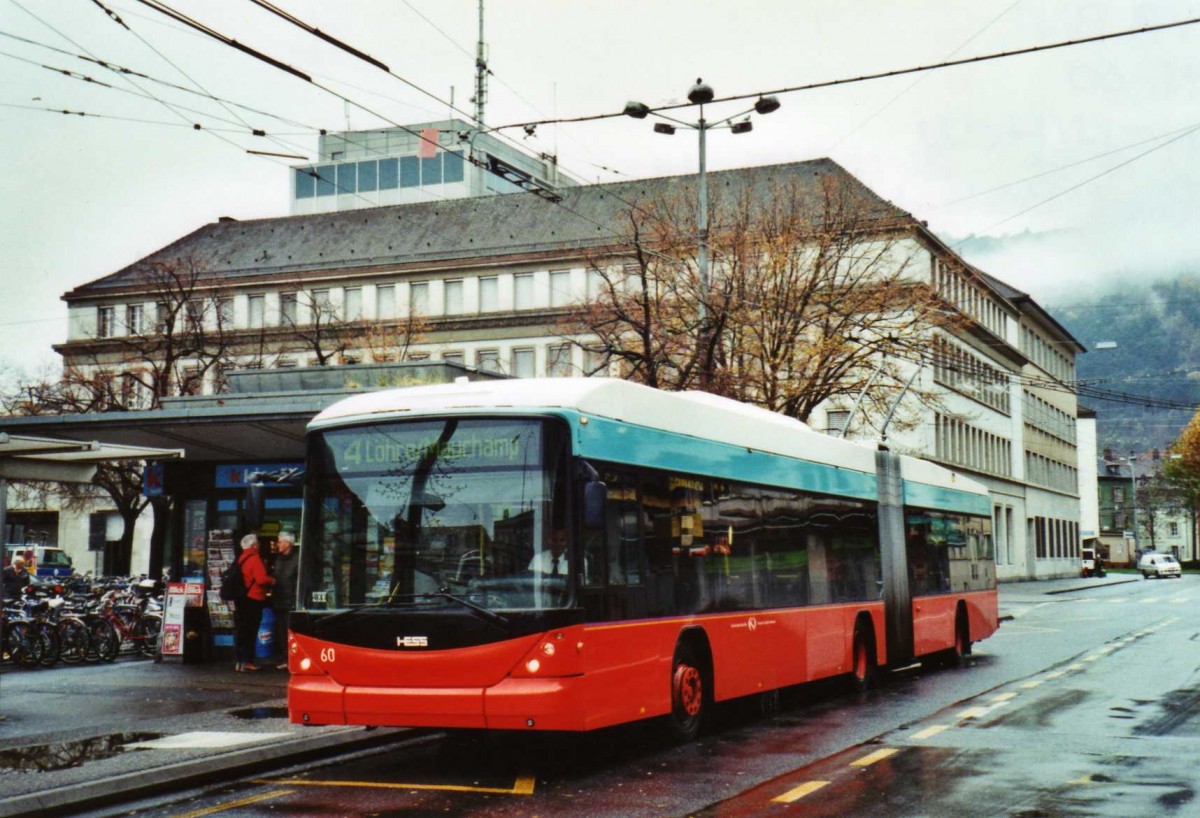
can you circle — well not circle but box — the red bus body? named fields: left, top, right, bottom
left=288, top=590, right=997, bottom=731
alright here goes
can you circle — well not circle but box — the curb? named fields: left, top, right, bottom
left=0, top=726, right=410, bottom=818
left=1044, top=577, right=1140, bottom=595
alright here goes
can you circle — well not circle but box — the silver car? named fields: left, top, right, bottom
left=1137, top=552, right=1182, bottom=579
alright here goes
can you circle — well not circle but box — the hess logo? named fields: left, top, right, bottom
left=396, top=636, right=429, bottom=648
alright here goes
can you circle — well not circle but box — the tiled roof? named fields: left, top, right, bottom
left=65, top=159, right=910, bottom=297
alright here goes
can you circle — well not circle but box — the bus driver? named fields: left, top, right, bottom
left=529, top=529, right=569, bottom=576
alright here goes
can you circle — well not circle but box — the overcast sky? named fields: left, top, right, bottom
left=3, top=0, right=1199, bottom=379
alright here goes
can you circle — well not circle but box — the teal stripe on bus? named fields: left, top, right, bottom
left=568, top=412, right=879, bottom=501
left=902, top=481, right=992, bottom=516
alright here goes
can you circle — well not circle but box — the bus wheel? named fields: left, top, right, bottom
left=758, top=688, right=781, bottom=719
left=949, top=610, right=971, bottom=668
left=850, top=621, right=877, bottom=694
left=668, top=647, right=706, bottom=743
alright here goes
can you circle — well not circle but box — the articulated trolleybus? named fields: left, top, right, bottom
left=287, top=378, right=997, bottom=739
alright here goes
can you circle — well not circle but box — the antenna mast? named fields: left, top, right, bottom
left=473, top=0, right=488, bottom=128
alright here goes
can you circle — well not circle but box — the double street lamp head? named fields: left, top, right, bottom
left=623, top=82, right=782, bottom=128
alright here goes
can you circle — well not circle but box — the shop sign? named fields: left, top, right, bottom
left=215, top=463, right=303, bottom=489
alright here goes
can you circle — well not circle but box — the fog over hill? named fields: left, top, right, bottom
left=954, top=229, right=1200, bottom=456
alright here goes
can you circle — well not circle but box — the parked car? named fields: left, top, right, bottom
left=1081, top=547, right=1106, bottom=578
left=3, top=544, right=74, bottom=578
left=1137, top=552, right=1182, bottom=579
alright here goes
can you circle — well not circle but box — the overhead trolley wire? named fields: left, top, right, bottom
left=491, top=16, right=1200, bottom=132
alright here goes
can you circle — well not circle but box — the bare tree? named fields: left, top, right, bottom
left=563, top=174, right=963, bottom=429
left=7, top=256, right=237, bottom=575
left=280, top=289, right=428, bottom=367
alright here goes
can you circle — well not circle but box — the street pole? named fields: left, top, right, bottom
left=622, top=82, right=779, bottom=394
left=697, top=107, right=709, bottom=389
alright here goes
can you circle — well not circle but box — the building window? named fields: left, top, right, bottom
left=443, top=351, right=464, bottom=366
left=379, top=158, right=398, bottom=190
left=357, top=161, right=377, bottom=192
left=335, top=162, right=357, bottom=195
left=400, top=156, right=420, bottom=188
left=247, top=295, right=265, bottom=329
left=583, top=348, right=607, bottom=377
left=376, top=285, right=396, bottom=320
left=98, top=306, right=115, bottom=339
left=181, top=367, right=204, bottom=396
left=444, top=279, right=464, bottom=314
left=477, top=349, right=503, bottom=374
left=479, top=277, right=499, bottom=312
left=344, top=288, right=363, bottom=321
left=216, top=297, right=234, bottom=328
left=548, top=344, right=571, bottom=377
left=279, top=292, right=298, bottom=325
left=826, top=410, right=850, bottom=437
left=312, top=289, right=335, bottom=320
left=587, top=269, right=607, bottom=300
left=514, top=274, right=535, bottom=309
left=512, top=348, right=536, bottom=378
left=295, top=167, right=315, bottom=199
left=125, top=304, right=144, bottom=335
left=1170, top=522, right=1180, bottom=537
left=409, top=282, right=430, bottom=315
left=313, top=165, right=335, bottom=196
left=549, top=271, right=571, bottom=307
left=1113, top=487, right=1124, bottom=503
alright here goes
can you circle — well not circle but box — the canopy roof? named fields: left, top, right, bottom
left=0, top=433, right=183, bottom=483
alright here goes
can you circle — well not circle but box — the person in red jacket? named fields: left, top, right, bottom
left=234, top=533, right=274, bottom=672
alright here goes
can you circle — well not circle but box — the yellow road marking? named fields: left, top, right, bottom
left=911, top=724, right=949, bottom=740
left=851, top=748, right=899, bottom=767
left=173, top=789, right=294, bottom=818
left=772, top=780, right=830, bottom=803
left=956, top=707, right=988, bottom=720
left=1020, top=680, right=1043, bottom=689
left=1045, top=671, right=1064, bottom=679
left=261, top=776, right=536, bottom=796
left=1084, top=655, right=1100, bottom=662
left=1067, top=664, right=1085, bottom=671
left=990, top=692, right=1017, bottom=702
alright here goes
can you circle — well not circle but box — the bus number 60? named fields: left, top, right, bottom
left=320, top=647, right=336, bottom=663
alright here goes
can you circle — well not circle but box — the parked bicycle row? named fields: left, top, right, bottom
left=1, top=575, right=163, bottom=670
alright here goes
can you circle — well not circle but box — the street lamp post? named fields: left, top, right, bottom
left=623, top=80, right=780, bottom=388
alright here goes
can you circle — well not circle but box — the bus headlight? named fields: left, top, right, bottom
left=525, top=658, right=541, bottom=674
left=541, top=642, right=556, bottom=656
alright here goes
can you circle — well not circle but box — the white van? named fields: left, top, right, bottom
left=3, top=545, right=74, bottom=579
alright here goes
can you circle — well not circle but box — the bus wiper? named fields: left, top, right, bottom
left=311, top=596, right=428, bottom=630
left=424, top=590, right=510, bottom=627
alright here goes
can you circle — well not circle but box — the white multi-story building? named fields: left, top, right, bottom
left=32, top=126, right=1087, bottom=579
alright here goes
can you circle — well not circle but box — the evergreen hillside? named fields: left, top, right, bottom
left=1050, top=274, right=1200, bottom=456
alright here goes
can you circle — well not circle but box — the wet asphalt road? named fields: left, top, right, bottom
left=93, top=576, right=1200, bottom=817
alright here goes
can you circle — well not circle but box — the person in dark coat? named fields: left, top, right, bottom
left=2, top=555, right=31, bottom=602
left=271, top=531, right=299, bottom=670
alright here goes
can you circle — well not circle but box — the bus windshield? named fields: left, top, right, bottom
left=302, top=417, right=571, bottom=612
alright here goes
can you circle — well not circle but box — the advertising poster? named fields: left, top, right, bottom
left=162, top=583, right=189, bottom=656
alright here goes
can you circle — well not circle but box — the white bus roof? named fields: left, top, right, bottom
left=311, top=378, right=988, bottom=500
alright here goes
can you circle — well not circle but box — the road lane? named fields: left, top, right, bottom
left=97, top=577, right=1200, bottom=817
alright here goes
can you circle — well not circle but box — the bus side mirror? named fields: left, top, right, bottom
left=245, top=482, right=265, bottom=532
left=583, top=480, right=607, bottom=529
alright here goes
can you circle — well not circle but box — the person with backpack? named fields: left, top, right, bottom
left=231, top=533, right=274, bottom=672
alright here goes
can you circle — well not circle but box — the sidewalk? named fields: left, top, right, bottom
left=997, top=573, right=1140, bottom=620
left=0, top=658, right=405, bottom=818
left=0, top=576, right=1142, bottom=818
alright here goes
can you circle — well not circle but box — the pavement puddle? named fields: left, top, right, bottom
left=0, top=731, right=162, bottom=772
